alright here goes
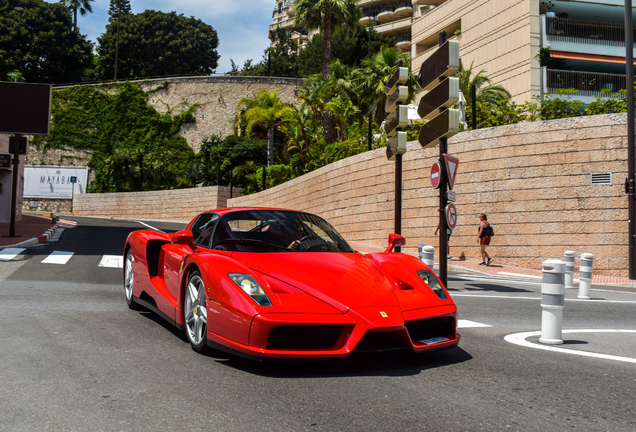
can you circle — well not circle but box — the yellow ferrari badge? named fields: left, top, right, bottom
left=380, top=311, right=388, bottom=318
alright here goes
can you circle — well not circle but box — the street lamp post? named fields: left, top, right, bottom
left=367, top=6, right=373, bottom=151
left=114, top=6, right=121, bottom=81
left=626, top=0, right=635, bottom=279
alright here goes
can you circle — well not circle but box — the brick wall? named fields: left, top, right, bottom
left=228, top=114, right=631, bottom=277
left=73, top=186, right=243, bottom=223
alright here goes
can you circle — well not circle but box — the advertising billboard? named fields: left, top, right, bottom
left=23, top=166, right=88, bottom=198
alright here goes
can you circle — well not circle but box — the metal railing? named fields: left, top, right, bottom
left=546, top=69, right=627, bottom=97
left=546, top=16, right=635, bottom=47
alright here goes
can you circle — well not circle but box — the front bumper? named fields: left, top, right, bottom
left=206, top=304, right=460, bottom=360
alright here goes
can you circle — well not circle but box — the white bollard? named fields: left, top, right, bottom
left=417, top=243, right=427, bottom=260
left=539, top=259, right=566, bottom=345
left=578, top=253, right=594, bottom=299
left=564, top=251, right=575, bottom=289
left=422, top=246, right=436, bottom=269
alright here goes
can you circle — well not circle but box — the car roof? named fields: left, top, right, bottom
left=201, top=207, right=299, bottom=217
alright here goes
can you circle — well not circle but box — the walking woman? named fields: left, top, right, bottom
left=478, top=213, right=493, bottom=266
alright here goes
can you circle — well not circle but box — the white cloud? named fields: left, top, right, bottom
left=46, top=0, right=274, bottom=74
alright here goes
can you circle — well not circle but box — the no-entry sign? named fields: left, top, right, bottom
left=445, top=203, right=457, bottom=229
left=431, top=162, right=441, bottom=189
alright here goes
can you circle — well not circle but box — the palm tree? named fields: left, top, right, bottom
left=61, top=0, right=94, bottom=30
left=237, top=89, right=294, bottom=167
left=356, top=46, right=420, bottom=126
left=457, top=60, right=511, bottom=107
left=295, top=76, right=333, bottom=138
left=294, top=0, right=360, bottom=144
left=279, top=104, right=319, bottom=171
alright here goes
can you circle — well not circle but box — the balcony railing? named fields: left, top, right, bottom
left=546, top=69, right=627, bottom=97
left=546, top=16, right=636, bottom=47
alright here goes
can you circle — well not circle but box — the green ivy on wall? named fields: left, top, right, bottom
left=33, top=81, right=198, bottom=193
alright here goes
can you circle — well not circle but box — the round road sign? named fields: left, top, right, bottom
left=445, top=203, right=457, bottom=230
left=431, top=162, right=441, bottom=189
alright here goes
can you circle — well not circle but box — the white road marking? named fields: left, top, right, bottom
left=136, top=221, right=165, bottom=233
left=41, top=251, right=74, bottom=265
left=48, top=228, right=65, bottom=242
left=0, top=248, right=26, bottom=261
left=498, top=272, right=542, bottom=279
left=457, top=319, right=492, bottom=328
left=452, top=293, right=636, bottom=304
left=99, top=255, right=123, bottom=269
left=505, top=329, right=636, bottom=364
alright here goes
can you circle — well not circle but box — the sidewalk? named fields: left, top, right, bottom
left=349, top=241, right=636, bottom=288
left=0, top=214, right=63, bottom=248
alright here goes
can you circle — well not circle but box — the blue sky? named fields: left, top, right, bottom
left=45, top=0, right=274, bottom=73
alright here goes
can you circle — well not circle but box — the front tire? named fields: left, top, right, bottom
left=124, top=250, right=142, bottom=310
left=184, top=270, right=209, bottom=353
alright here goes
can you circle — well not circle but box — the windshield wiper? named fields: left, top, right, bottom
left=214, top=238, right=297, bottom=252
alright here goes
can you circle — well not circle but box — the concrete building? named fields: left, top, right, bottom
left=409, top=0, right=635, bottom=104
left=269, top=0, right=310, bottom=48
left=271, top=1, right=635, bottom=104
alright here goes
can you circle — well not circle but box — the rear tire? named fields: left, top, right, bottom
left=184, top=270, right=209, bottom=354
left=124, top=250, right=142, bottom=310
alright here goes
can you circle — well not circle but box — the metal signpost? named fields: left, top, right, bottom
left=385, top=60, right=409, bottom=252
left=416, top=32, right=461, bottom=288
left=625, top=0, right=635, bottom=280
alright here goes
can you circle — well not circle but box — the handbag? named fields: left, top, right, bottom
left=484, top=224, right=494, bottom=237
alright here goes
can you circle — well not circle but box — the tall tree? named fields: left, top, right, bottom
left=457, top=60, right=511, bottom=108
left=0, top=0, right=93, bottom=83
left=96, top=10, right=220, bottom=80
left=237, top=89, right=294, bottom=167
left=356, top=46, right=419, bottom=125
left=108, top=0, right=131, bottom=19
left=60, top=0, right=94, bottom=30
left=294, top=0, right=360, bottom=144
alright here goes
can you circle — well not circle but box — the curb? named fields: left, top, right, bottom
left=0, top=223, right=61, bottom=250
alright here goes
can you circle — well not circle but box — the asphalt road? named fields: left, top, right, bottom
left=0, top=216, right=635, bottom=431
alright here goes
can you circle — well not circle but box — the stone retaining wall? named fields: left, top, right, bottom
left=73, top=186, right=242, bottom=223
left=228, top=113, right=631, bottom=277
left=27, top=76, right=304, bottom=167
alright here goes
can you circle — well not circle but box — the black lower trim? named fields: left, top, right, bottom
left=133, top=296, right=185, bottom=331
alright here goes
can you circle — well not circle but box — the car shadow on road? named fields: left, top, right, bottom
left=138, top=310, right=189, bottom=343
left=213, top=346, right=473, bottom=378
left=459, top=283, right=533, bottom=294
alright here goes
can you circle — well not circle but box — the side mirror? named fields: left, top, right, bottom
left=170, top=230, right=195, bottom=248
left=385, top=234, right=406, bottom=252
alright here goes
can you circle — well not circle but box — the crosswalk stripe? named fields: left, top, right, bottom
left=99, top=255, right=123, bottom=269
left=42, top=251, right=74, bottom=265
left=0, top=248, right=26, bottom=261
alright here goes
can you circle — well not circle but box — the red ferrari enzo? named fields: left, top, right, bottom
left=123, top=208, right=460, bottom=359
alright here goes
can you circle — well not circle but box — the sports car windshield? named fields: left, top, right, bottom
left=210, top=210, right=355, bottom=253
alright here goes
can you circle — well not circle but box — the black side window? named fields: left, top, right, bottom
left=190, top=214, right=220, bottom=247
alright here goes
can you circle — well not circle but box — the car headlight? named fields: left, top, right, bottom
left=416, top=269, right=447, bottom=300
left=228, top=273, right=273, bottom=307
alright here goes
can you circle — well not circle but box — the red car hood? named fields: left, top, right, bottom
left=234, top=252, right=399, bottom=312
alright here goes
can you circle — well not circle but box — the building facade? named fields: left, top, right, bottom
left=272, top=0, right=635, bottom=104
left=270, top=0, right=310, bottom=48
left=409, top=0, right=635, bottom=103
